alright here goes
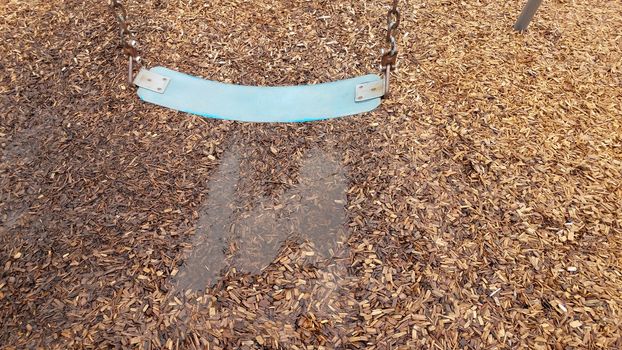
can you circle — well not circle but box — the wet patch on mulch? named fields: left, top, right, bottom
left=175, top=146, right=348, bottom=292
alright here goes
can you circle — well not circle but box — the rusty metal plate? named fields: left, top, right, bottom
left=355, top=79, right=385, bottom=102
left=133, top=68, right=170, bottom=94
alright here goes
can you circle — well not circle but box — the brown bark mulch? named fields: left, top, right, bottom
left=1, top=0, right=621, bottom=349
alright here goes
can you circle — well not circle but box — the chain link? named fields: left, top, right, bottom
left=381, top=0, right=400, bottom=68
left=110, top=0, right=141, bottom=83
left=380, top=0, right=400, bottom=95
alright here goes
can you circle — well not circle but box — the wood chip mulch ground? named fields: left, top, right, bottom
left=1, top=0, right=621, bottom=349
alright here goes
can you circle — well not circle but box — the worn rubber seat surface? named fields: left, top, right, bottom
left=137, top=67, right=382, bottom=123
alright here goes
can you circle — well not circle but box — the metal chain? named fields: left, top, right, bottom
left=109, top=1, right=398, bottom=92
left=110, top=0, right=141, bottom=83
left=381, top=0, right=400, bottom=95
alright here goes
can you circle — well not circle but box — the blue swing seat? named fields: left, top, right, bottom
left=136, top=67, right=383, bottom=123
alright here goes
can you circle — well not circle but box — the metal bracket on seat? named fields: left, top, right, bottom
left=355, top=79, right=385, bottom=102
left=133, top=68, right=171, bottom=94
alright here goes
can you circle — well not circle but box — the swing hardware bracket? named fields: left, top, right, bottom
left=133, top=68, right=170, bottom=94
left=356, top=79, right=386, bottom=102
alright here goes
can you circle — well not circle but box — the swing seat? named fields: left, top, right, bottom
left=136, top=67, right=383, bottom=123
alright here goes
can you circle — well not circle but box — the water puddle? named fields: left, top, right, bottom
left=175, top=147, right=348, bottom=291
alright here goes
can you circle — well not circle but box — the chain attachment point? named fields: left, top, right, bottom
left=380, top=0, right=400, bottom=96
left=110, top=0, right=142, bottom=84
